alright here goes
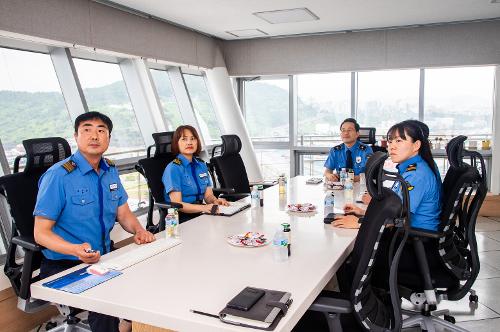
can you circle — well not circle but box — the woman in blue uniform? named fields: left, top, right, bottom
left=334, top=120, right=441, bottom=231
left=162, top=125, right=228, bottom=218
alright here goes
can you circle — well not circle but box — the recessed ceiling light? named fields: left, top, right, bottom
left=226, top=29, right=268, bottom=38
left=253, top=8, right=319, bottom=24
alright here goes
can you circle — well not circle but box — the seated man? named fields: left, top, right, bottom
left=324, top=118, right=373, bottom=182
left=34, top=111, right=155, bottom=332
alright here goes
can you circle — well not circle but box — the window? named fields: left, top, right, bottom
left=73, top=58, right=145, bottom=158
left=244, top=79, right=289, bottom=142
left=183, top=74, right=221, bottom=145
left=424, top=66, right=495, bottom=137
left=150, top=69, right=183, bottom=130
left=357, top=69, right=420, bottom=135
left=297, top=73, right=351, bottom=146
left=254, top=148, right=290, bottom=180
left=298, top=153, right=328, bottom=177
left=119, top=171, right=149, bottom=212
left=0, top=48, right=75, bottom=168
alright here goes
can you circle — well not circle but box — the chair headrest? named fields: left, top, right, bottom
left=152, top=131, right=174, bottom=157
left=220, top=135, right=242, bottom=156
left=358, top=127, right=376, bottom=145
left=23, top=137, right=71, bottom=174
left=365, top=151, right=389, bottom=200
left=446, top=135, right=467, bottom=169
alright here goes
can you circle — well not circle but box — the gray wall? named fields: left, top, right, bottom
left=222, top=20, right=500, bottom=76
left=0, top=0, right=220, bottom=68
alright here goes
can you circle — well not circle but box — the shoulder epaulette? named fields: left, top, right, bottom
left=406, top=163, right=417, bottom=172
left=406, top=181, right=415, bottom=191
left=61, top=160, right=76, bottom=173
left=359, top=144, right=367, bottom=151
left=333, top=144, right=343, bottom=151
left=104, top=158, right=115, bottom=167
left=173, top=158, right=182, bottom=165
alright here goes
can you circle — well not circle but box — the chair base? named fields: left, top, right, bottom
left=47, top=321, right=90, bottom=332
left=402, top=309, right=469, bottom=332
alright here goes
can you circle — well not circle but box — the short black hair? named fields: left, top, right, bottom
left=340, top=118, right=360, bottom=132
left=74, top=111, right=113, bottom=134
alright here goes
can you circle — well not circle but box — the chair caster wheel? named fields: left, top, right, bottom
left=45, top=321, right=58, bottom=330
left=444, top=314, right=456, bottom=324
left=469, top=294, right=479, bottom=302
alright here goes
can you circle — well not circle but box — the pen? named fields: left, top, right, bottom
left=190, top=309, right=219, bottom=319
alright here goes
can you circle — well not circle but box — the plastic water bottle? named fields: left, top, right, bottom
left=272, top=229, right=288, bottom=262
left=324, top=192, right=335, bottom=217
left=172, top=208, right=180, bottom=238
left=251, top=185, right=259, bottom=208
left=344, top=178, right=354, bottom=204
left=278, top=174, right=287, bottom=194
left=165, top=209, right=175, bottom=238
left=340, top=168, right=347, bottom=186
left=258, top=184, right=264, bottom=207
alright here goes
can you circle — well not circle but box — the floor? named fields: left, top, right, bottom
left=29, top=217, right=500, bottom=332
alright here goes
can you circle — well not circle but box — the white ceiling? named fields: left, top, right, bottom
left=108, top=0, right=500, bottom=40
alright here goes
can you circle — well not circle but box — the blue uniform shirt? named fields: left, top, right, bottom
left=324, top=141, right=373, bottom=175
left=34, top=150, right=128, bottom=260
left=392, top=155, right=442, bottom=231
left=162, top=154, right=212, bottom=203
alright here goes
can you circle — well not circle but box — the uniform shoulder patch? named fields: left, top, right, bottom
left=61, top=160, right=76, bottom=173
left=104, top=158, right=115, bottom=167
left=333, top=144, right=343, bottom=151
left=173, top=158, right=182, bottom=165
left=406, top=163, right=417, bottom=172
left=359, top=144, right=367, bottom=151
left=405, top=181, right=414, bottom=191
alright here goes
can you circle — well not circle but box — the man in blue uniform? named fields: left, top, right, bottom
left=34, top=111, right=155, bottom=332
left=324, top=118, right=373, bottom=182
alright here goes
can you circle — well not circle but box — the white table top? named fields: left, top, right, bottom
left=31, top=176, right=362, bottom=332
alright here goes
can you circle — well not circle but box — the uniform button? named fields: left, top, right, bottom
left=82, top=199, right=85, bottom=203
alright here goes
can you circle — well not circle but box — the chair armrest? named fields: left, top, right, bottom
left=309, top=297, right=352, bottom=314
left=213, top=187, right=236, bottom=195
left=155, top=202, right=183, bottom=210
left=408, top=227, right=443, bottom=239
left=219, top=193, right=250, bottom=202
left=11, top=236, right=42, bottom=252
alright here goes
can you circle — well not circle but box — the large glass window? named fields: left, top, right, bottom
left=73, top=58, right=145, bottom=158
left=119, top=171, right=149, bottom=212
left=357, top=69, right=420, bottom=135
left=297, top=73, right=351, bottom=146
left=244, top=79, right=290, bottom=142
left=0, top=48, right=75, bottom=169
left=424, top=66, right=495, bottom=138
left=183, top=74, right=222, bottom=145
left=150, top=69, right=183, bottom=130
left=254, top=148, right=290, bottom=180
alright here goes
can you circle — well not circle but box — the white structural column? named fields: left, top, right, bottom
left=205, top=66, right=263, bottom=182
left=50, top=48, right=88, bottom=121
left=491, top=66, right=500, bottom=194
left=120, top=59, right=166, bottom=148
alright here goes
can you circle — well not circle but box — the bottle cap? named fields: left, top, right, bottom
left=281, top=223, right=290, bottom=231
left=257, top=184, right=264, bottom=190
left=168, top=208, right=175, bottom=214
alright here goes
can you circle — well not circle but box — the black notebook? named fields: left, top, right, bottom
left=219, top=287, right=292, bottom=330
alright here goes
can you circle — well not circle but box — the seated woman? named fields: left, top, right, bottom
left=334, top=119, right=441, bottom=231
left=162, top=125, right=228, bottom=220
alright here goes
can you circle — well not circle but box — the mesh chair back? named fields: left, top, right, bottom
left=358, top=127, right=376, bottom=145
left=210, top=135, right=251, bottom=194
left=348, top=152, right=410, bottom=331
left=437, top=136, right=486, bottom=300
left=151, top=131, right=174, bottom=157
left=23, top=137, right=71, bottom=175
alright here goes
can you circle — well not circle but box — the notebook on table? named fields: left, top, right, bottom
left=219, top=287, right=292, bottom=330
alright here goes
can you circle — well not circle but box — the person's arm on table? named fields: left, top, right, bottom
left=169, top=191, right=218, bottom=214
left=116, top=203, right=155, bottom=244
left=204, top=187, right=229, bottom=206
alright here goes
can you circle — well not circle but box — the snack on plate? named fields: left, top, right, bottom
left=287, top=203, right=316, bottom=213
left=226, top=232, right=268, bottom=247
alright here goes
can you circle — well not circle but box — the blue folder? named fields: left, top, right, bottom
left=42, top=266, right=122, bottom=294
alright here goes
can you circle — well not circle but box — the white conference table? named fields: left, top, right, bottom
left=31, top=176, right=363, bottom=332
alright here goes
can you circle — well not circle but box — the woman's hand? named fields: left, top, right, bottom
left=214, top=197, right=229, bottom=206
left=202, top=203, right=219, bottom=214
left=343, top=203, right=365, bottom=216
left=332, top=215, right=360, bottom=229
left=361, top=193, right=372, bottom=205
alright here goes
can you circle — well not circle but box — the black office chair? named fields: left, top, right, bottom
left=295, top=151, right=411, bottom=332
left=358, top=127, right=386, bottom=153
left=0, top=137, right=89, bottom=330
left=209, top=135, right=251, bottom=201
left=399, top=135, right=486, bottom=331
left=135, top=132, right=182, bottom=231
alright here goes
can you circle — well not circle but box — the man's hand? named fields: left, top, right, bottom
left=214, top=197, right=229, bottom=206
left=134, top=229, right=155, bottom=245
left=325, top=173, right=339, bottom=182
left=74, top=243, right=101, bottom=264
left=332, top=215, right=360, bottom=229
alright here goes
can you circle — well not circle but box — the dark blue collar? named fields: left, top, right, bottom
left=73, top=150, right=109, bottom=174
left=396, top=154, right=422, bottom=174
left=345, top=140, right=360, bottom=151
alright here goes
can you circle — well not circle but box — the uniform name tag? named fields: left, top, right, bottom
left=199, top=172, right=208, bottom=178
left=356, top=156, right=362, bottom=164
left=109, top=183, right=118, bottom=191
